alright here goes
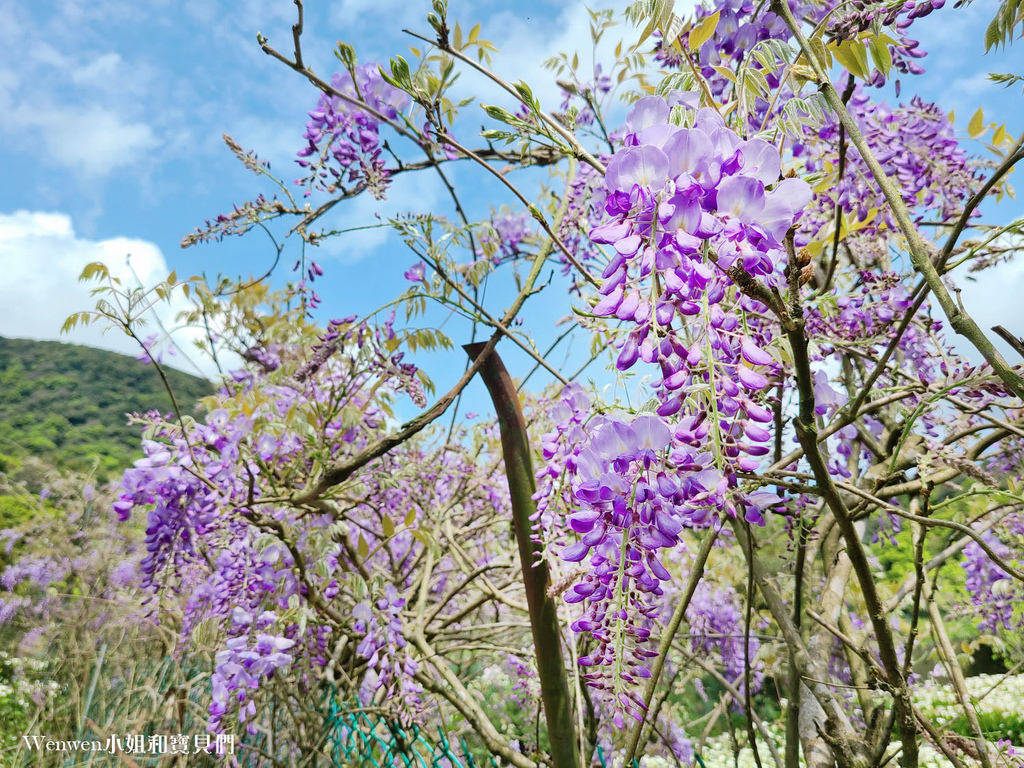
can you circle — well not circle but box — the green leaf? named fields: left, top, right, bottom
left=388, top=56, right=412, bottom=89
left=404, top=508, right=417, bottom=527
left=745, top=67, right=770, bottom=97
left=334, top=42, right=356, bottom=68
left=711, top=65, right=737, bottom=83
left=988, top=72, right=1024, bottom=91
left=61, top=313, right=80, bottom=334
left=628, top=0, right=676, bottom=48
left=630, top=18, right=655, bottom=48
left=869, top=37, right=892, bottom=77
left=480, top=129, right=518, bottom=142
left=688, top=10, right=720, bottom=49
left=513, top=80, right=537, bottom=110
left=382, top=515, right=395, bottom=538
left=968, top=107, right=985, bottom=138
left=985, top=16, right=1003, bottom=50
left=656, top=17, right=679, bottom=53
left=984, top=0, right=1024, bottom=51
left=809, top=36, right=832, bottom=71
left=481, top=104, right=518, bottom=124
left=78, top=262, right=109, bottom=283
left=992, top=123, right=1008, bottom=147
left=832, top=40, right=870, bottom=80
left=357, top=533, right=369, bottom=560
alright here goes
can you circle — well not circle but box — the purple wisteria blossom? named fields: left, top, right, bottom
left=352, top=584, right=422, bottom=724
left=586, top=95, right=796, bottom=505
left=296, top=63, right=410, bottom=200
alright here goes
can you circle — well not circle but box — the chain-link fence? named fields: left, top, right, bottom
left=323, top=695, right=502, bottom=768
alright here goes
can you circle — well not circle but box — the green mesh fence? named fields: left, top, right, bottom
left=321, top=704, right=678, bottom=768
left=323, top=694, right=501, bottom=768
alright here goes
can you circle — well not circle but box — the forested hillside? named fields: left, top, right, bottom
left=0, top=336, right=213, bottom=481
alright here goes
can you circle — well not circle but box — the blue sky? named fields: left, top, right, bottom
left=0, top=0, right=1021, bottom=408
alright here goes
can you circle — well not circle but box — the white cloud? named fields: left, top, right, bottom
left=0, top=42, right=160, bottom=179
left=0, top=210, right=221, bottom=379
left=935, top=73, right=993, bottom=125
left=329, top=0, right=423, bottom=32
left=0, top=4, right=163, bottom=181
left=26, top=106, right=159, bottom=177
left=459, top=0, right=697, bottom=111
left=0, top=67, right=17, bottom=110
left=70, top=52, right=124, bottom=86
left=479, top=2, right=625, bottom=109
left=956, top=239, right=1024, bottom=364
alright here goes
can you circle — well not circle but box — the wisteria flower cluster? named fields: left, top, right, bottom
left=656, top=0, right=792, bottom=98
left=559, top=413, right=677, bottom=723
left=669, top=0, right=944, bottom=101
left=586, top=96, right=799, bottom=501
left=108, top=314, right=444, bottom=736
left=352, top=585, right=422, bottom=723
left=686, top=581, right=762, bottom=688
left=800, top=91, right=981, bottom=239
left=589, top=95, right=808, bottom=384
left=210, top=613, right=297, bottom=738
left=477, top=210, right=536, bottom=265
left=962, top=525, right=1024, bottom=634
left=802, top=269, right=942, bottom=386
left=296, top=63, right=411, bottom=200
left=543, top=400, right=780, bottom=719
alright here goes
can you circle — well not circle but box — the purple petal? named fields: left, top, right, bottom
left=632, top=414, right=672, bottom=451
left=741, top=337, right=774, bottom=366
left=736, top=365, right=769, bottom=390
left=661, top=129, right=714, bottom=180
left=617, top=338, right=640, bottom=370
left=626, top=96, right=670, bottom=133
left=759, top=178, right=812, bottom=241
left=737, top=138, right=782, bottom=183
left=590, top=220, right=632, bottom=244
left=562, top=541, right=591, bottom=562
left=593, top=287, right=623, bottom=316
left=606, top=146, right=670, bottom=192
left=716, top=175, right=765, bottom=221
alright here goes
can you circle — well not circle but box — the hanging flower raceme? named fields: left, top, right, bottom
left=352, top=584, right=423, bottom=724
left=209, top=611, right=297, bottom=739
left=686, top=582, right=762, bottom=689
left=962, top=528, right=1024, bottom=634
left=584, top=94, right=802, bottom=514
left=545, top=95, right=804, bottom=713
left=588, top=95, right=807, bottom=389
left=546, top=406, right=783, bottom=719
left=800, top=92, right=981, bottom=240
left=533, top=382, right=593, bottom=550
left=296, top=63, right=410, bottom=200
left=477, top=210, right=536, bottom=265
left=558, top=413, right=678, bottom=725
left=556, top=160, right=612, bottom=286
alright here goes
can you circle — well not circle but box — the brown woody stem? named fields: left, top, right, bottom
left=465, top=342, right=580, bottom=768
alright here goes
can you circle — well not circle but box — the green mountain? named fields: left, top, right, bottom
left=0, top=336, right=214, bottom=482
